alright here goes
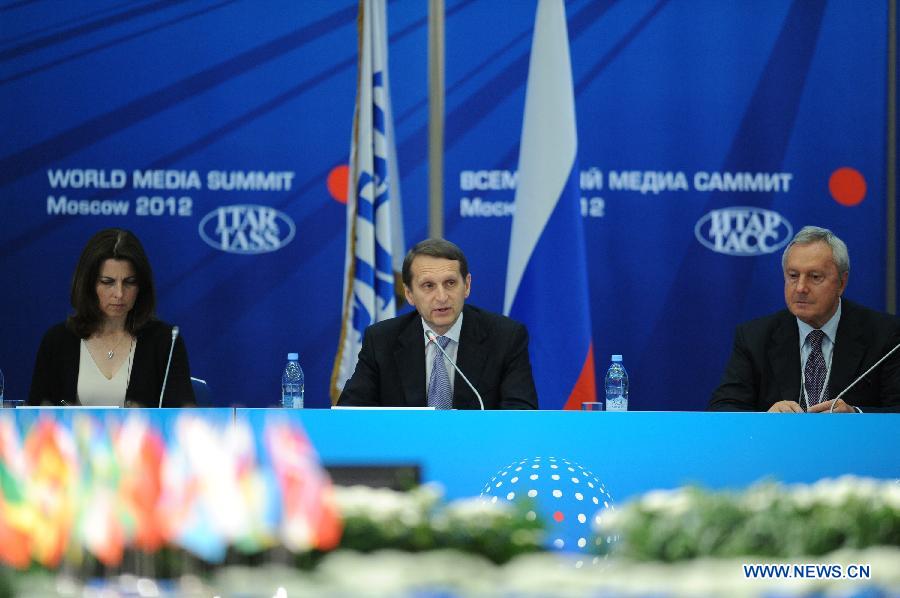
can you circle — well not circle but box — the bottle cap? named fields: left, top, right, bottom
left=611, top=354, right=623, bottom=362
left=287, top=352, right=299, bottom=360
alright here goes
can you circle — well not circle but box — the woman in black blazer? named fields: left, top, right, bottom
left=28, top=228, right=195, bottom=407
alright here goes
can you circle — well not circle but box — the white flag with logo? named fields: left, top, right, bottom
left=331, top=0, right=404, bottom=401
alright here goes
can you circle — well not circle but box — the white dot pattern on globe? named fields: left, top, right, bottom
left=479, top=456, right=618, bottom=562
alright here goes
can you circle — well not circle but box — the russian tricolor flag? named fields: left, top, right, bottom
left=504, top=0, right=596, bottom=410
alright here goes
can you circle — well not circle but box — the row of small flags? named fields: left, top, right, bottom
left=332, top=0, right=597, bottom=410
left=0, top=412, right=340, bottom=569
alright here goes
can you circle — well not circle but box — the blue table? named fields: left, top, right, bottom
left=239, top=410, right=900, bottom=502
left=6, top=408, right=897, bottom=503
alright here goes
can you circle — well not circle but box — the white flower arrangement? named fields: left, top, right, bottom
left=332, top=484, right=544, bottom=563
left=594, top=476, right=900, bottom=562
left=334, top=483, right=440, bottom=529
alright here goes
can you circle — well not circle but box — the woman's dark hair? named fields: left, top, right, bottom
left=67, top=228, right=156, bottom=337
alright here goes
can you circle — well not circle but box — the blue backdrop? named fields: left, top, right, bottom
left=0, top=1, right=890, bottom=410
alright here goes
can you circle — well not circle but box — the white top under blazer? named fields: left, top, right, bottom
left=77, top=339, right=135, bottom=406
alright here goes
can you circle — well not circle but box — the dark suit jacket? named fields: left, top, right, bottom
left=337, top=305, right=538, bottom=409
left=709, top=299, right=900, bottom=412
left=28, top=319, right=195, bottom=407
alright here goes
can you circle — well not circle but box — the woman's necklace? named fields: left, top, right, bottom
left=97, top=333, right=127, bottom=360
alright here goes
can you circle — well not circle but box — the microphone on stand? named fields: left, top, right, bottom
left=159, top=325, right=179, bottom=408
left=828, top=340, right=900, bottom=413
left=425, top=329, right=484, bottom=410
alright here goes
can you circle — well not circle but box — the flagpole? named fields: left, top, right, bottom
left=428, top=0, right=445, bottom=239
left=331, top=0, right=403, bottom=402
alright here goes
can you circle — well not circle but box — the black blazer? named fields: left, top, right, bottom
left=338, top=304, right=538, bottom=409
left=709, top=299, right=900, bottom=412
left=28, top=319, right=195, bottom=407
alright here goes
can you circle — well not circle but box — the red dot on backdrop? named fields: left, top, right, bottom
left=828, top=167, right=866, bottom=206
left=327, top=165, right=349, bottom=204
left=553, top=511, right=564, bottom=522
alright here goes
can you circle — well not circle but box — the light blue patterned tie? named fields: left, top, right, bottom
left=427, top=336, right=453, bottom=409
left=804, top=329, right=828, bottom=407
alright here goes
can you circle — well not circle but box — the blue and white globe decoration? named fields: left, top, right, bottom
left=480, top=456, right=618, bottom=566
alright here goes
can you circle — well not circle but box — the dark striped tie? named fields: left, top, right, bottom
left=804, top=329, right=828, bottom=407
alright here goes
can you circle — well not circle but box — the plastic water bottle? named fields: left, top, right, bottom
left=281, top=353, right=304, bottom=408
left=604, top=355, right=629, bottom=412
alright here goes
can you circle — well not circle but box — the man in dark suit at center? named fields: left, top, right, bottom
left=709, top=225, right=900, bottom=413
left=338, top=238, right=539, bottom=409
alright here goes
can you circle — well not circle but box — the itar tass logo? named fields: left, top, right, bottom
left=199, top=204, right=295, bottom=254
left=695, top=207, right=793, bottom=256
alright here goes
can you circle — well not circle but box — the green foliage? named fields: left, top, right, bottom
left=0, top=567, right=13, bottom=598
left=335, top=484, right=544, bottom=564
left=595, top=477, right=900, bottom=562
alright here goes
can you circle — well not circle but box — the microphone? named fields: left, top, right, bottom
left=159, top=325, right=179, bottom=408
left=828, top=340, right=900, bottom=413
left=425, top=330, right=484, bottom=410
